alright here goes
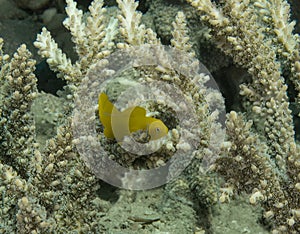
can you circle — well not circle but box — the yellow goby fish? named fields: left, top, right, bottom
left=98, top=93, right=168, bottom=142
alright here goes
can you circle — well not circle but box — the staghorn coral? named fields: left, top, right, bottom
left=148, top=0, right=231, bottom=72
left=0, top=1, right=117, bottom=232
left=1, top=0, right=300, bottom=233
left=0, top=0, right=223, bottom=233
left=0, top=41, right=106, bottom=233
left=0, top=43, right=38, bottom=178
left=187, top=0, right=300, bottom=232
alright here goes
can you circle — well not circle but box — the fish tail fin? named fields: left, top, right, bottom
left=98, top=93, right=114, bottom=138
left=99, top=93, right=113, bottom=115
left=104, top=127, right=114, bottom=139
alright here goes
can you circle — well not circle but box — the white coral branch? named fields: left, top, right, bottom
left=86, top=0, right=107, bottom=51
left=103, top=17, right=119, bottom=49
left=34, top=27, right=81, bottom=82
left=63, top=0, right=88, bottom=57
left=171, top=11, right=195, bottom=57
left=116, top=0, right=146, bottom=46
left=188, top=0, right=229, bottom=26
left=269, top=0, right=299, bottom=54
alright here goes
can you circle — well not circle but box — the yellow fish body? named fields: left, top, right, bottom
left=98, top=93, right=168, bottom=142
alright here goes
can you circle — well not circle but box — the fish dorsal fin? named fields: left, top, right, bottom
left=127, top=106, right=148, bottom=132
left=129, top=106, right=146, bottom=118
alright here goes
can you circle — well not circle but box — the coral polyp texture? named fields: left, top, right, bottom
left=0, top=0, right=299, bottom=233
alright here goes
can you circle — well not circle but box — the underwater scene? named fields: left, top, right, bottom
left=0, top=0, right=300, bottom=233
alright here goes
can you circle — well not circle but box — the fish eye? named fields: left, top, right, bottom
left=155, top=127, right=161, bottom=133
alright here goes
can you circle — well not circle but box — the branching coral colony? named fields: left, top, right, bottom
left=0, top=0, right=299, bottom=233
left=187, top=0, right=300, bottom=232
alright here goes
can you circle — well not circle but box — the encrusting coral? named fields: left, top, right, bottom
left=0, top=0, right=300, bottom=233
